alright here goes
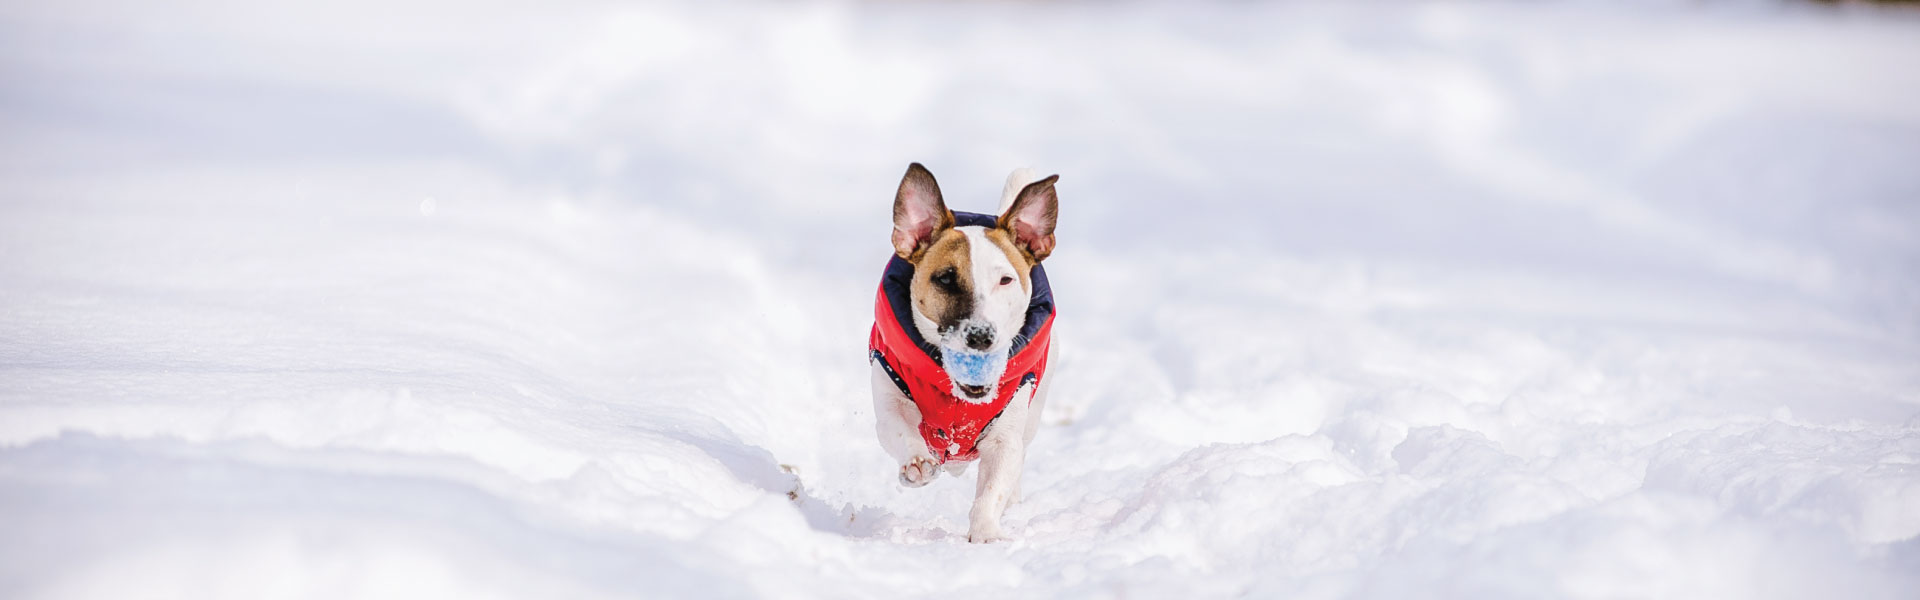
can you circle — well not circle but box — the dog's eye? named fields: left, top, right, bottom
left=933, top=270, right=956, bottom=287
left=999, top=276, right=1014, bottom=286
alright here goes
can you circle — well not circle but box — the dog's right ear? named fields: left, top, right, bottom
left=892, top=163, right=953, bottom=260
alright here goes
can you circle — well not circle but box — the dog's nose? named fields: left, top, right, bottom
left=965, top=328, right=993, bottom=351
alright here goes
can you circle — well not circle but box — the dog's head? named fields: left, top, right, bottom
left=891, top=163, right=1059, bottom=402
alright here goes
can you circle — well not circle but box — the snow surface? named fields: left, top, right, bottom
left=3, top=1, right=1919, bottom=598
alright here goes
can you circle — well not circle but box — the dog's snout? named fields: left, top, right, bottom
left=965, top=327, right=993, bottom=351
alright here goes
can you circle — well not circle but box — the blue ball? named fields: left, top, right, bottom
left=943, top=347, right=1007, bottom=387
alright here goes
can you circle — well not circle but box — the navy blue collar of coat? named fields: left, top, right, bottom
left=881, top=211, right=1054, bottom=364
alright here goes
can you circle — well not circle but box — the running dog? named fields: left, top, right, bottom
left=868, top=163, right=1059, bottom=543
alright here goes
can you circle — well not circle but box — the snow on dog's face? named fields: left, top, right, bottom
left=892, top=163, right=1058, bottom=403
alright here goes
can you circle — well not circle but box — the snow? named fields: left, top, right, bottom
left=3, top=1, right=1919, bottom=598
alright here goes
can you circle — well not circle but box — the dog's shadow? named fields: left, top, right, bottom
left=644, top=421, right=894, bottom=539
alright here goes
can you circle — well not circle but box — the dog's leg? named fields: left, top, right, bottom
left=1009, top=344, right=1057, bottom=507
left=967, top=382, right=1035, bottom=543
left=871, top=363, right=939, bottom=487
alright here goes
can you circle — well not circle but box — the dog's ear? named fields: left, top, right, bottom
left=892, top=163, right=953, bottom=260
left=999, top=174, right=1059, bottom=262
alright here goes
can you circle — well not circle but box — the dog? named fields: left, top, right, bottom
left=869, top=163, right=1060, bottom=543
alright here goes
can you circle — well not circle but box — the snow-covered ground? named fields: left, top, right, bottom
left=3, top=1, right=1919, bottom=598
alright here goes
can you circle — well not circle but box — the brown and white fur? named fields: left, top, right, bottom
left=872, top=163, right=1060, bottom=543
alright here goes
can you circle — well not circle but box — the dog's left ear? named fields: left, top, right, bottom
left=999, top=174, right=1059, bottom=262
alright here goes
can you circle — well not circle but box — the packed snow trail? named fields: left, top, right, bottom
left=3, top=1, right=1918, bottom=598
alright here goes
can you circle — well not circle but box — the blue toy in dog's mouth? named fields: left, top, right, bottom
left=941, top=346, right=1008, bottom=400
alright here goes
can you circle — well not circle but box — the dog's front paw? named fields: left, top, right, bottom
left=966, top=524, right=1010, bottom=544
left=898, top=455, right=939, bottom=488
